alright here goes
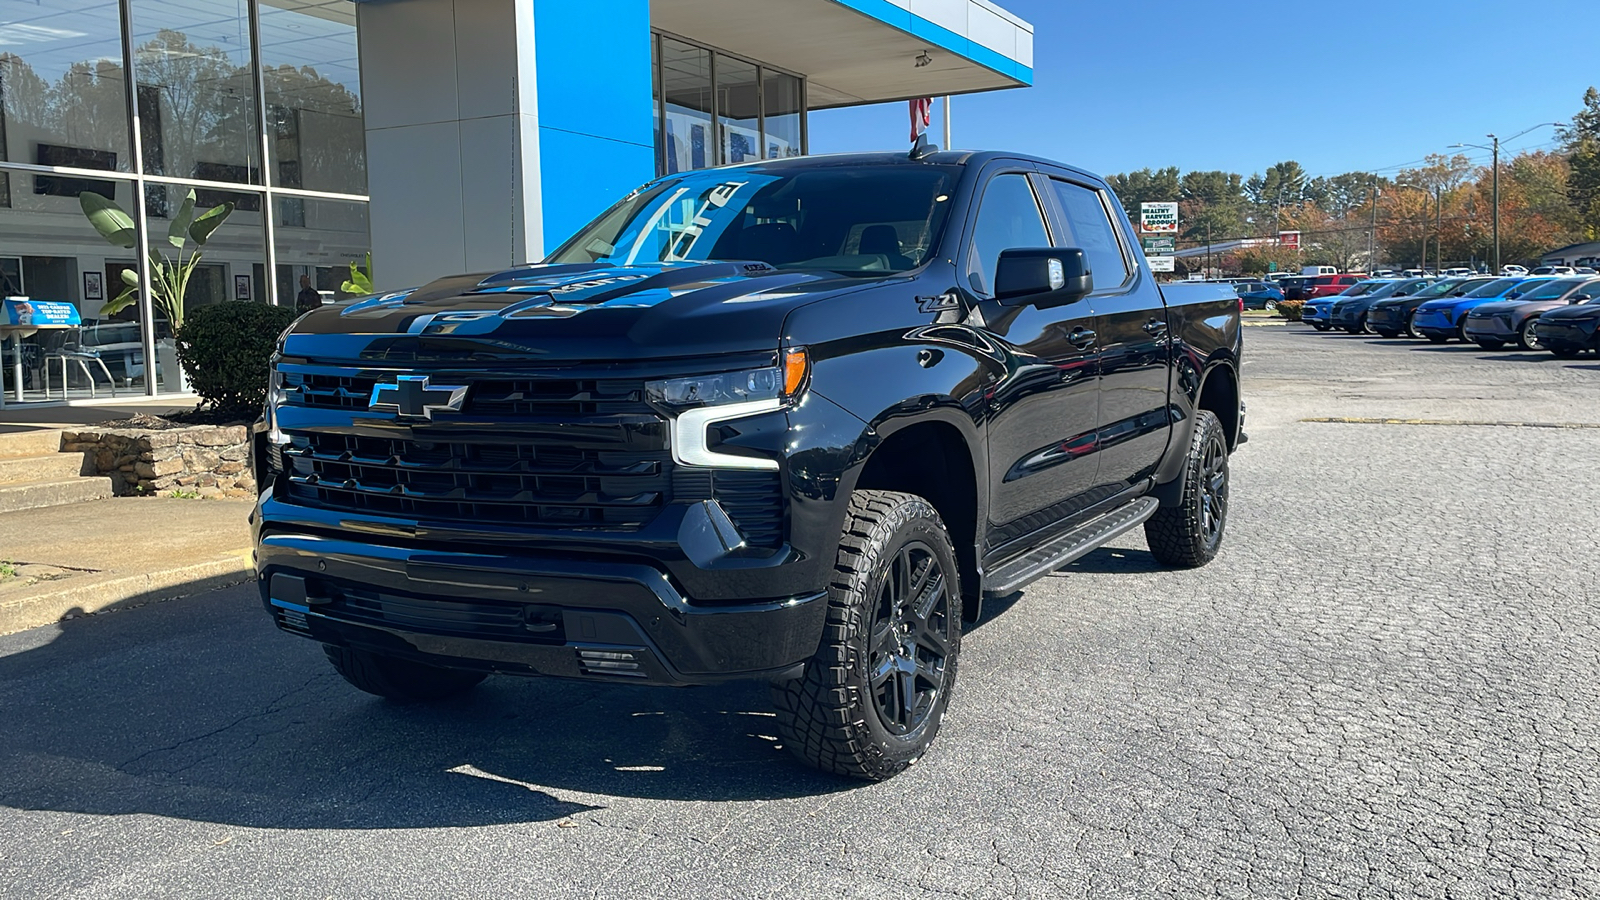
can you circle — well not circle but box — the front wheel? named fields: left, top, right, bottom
left=771, top=490, right=963, bottom=781
left=1406, top=311, right=1424, bottom=339
left=1518, top=319, right=1543, bottom=351
left=1476, top=339, right=1505, bottom=350
left=1311, top=323, right=1329, bottom=332
left=1145, top=409, right=1230, bottom=568
left=323, top=645, right=487, bottom=701
left=1549, top=346, right=1580, bottom=358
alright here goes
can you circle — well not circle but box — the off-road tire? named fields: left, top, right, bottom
left=1144, top=409, right=1229, bottom=569
left=323, top=645, right=487, bottom=701
left=771, top=490, right=963, bottom=781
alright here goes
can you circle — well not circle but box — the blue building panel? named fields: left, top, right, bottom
left=537, top=128, right=655, bottom=249
left=534, top=0, right=655, bottom=248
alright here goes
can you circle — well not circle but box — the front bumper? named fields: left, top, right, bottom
left=1366, top=307, right=1408, bottom=331
left=1537, top=319, right=1600, bottom=351
left=257, top=533, right=828, bottom=685
left=1413, top=309, right=1456, bottom=335
left=1463, top=318, right=1517, bottom=343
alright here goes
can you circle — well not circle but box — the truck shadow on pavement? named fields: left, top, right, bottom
left=0, top=582, right=891, bottom=830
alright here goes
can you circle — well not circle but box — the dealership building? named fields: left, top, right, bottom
left=0, top=0, right=1031, bottom=402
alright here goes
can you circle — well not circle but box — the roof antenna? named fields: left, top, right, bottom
left=910, top=132, right=939, bottom=160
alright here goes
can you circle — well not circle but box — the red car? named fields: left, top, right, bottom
left=1305, top=273, right=1366, bottom=299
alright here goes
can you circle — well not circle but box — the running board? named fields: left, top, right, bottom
left=981, top=497, right=1159, bottom=597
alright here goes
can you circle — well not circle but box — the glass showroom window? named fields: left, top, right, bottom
left=715, top=55, right=759, bottom=166
left=129, top=0, right=261, bottom=197
left=660, top=37, right=712, bottom=174
left=763, top=71, right=803, bottom=160
left=274, top=198, right=369, bottom=309
left=259, top=0, right=365, bottom=198
left=0, top=0, right=138, bottom=401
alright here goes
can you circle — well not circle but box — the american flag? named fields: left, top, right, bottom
left=909, top=98, right=932, bottom=143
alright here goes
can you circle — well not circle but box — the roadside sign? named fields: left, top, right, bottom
left=1141, top=236, right=1176, bottom=255
left=1140, top=202, right=1179, bottom=234
left=1278, top=230, right=1301, bottom=251
left=1147, top=256, right=1176, bottom=273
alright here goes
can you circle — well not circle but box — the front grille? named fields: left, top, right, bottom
left=274, top=366, right=787, bottom=546
left=283, top=432, right=670, bottom=529
left=282, top=371, right=653, bottom=416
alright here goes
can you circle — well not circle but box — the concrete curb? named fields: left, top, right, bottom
left=0, top=550, right=254, bottom=636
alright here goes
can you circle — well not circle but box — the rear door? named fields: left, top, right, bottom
left=964, top=168, right=1103, bottom=549
left=1039, top=173, right=1172, bottom=494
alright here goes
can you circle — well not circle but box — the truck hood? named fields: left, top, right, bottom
left=280, top=261, right=885, bottom=364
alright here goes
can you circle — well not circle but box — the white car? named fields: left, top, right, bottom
left=1501, top=265, right=1528, bottom=276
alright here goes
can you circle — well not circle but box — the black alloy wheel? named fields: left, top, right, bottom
left=867, top=541, right=952, bottom=736
left=771, top=490, right=963, bottom=780
left=1145, top=409, right=1230, bottom=568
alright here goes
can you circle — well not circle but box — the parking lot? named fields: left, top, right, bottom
left=1, top=325, right=1597, bottom=899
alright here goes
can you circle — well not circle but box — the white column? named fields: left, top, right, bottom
left=357, top=0, right=543, bottom=291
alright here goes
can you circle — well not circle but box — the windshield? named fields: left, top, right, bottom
left=1462, top=278, right=1521, bottom=298
left=1340, top=281, right=1382, bottom=297
left=547, top=165, right=961, bottom=275
left=1363, top=281, right=1408, bottom=300
left=1407, top=280, right=1458, bottom=299
left=1515, top=278, right=1584, bottom=300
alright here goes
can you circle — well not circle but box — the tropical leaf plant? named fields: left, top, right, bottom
left=78, top=188, right=234, bottom=329
left=341, top=252, right=374, bottom=296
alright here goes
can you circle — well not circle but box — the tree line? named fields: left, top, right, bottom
left=1107, top=87, right=1600, bottom=273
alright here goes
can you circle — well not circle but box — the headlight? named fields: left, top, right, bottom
left=648, top=349, right=809, bottom=470
left=646, top=348, right=809, bottom=410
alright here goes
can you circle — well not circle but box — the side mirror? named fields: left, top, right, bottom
left=995, top=248, right=1093, bottom=308
left=1570, top=294, right=1590, bottom=304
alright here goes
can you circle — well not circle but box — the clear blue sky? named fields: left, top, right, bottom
left=810, top=0, right=1596, bottom=181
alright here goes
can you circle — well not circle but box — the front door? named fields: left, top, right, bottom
left=966, top=170, right=1102, bottom=558
left=1041, top=176, right=1172, bottom=492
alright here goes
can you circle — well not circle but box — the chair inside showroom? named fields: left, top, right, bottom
left=45, top=330, right=117, bottom=399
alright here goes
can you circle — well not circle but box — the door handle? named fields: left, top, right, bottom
left=1142, top=319, right=1168, bottom=336
left=1068, top=327, right=1097, bottom=349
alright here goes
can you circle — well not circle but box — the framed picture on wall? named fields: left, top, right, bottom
left=235, top=275, right=251, bottom=301
left=83, top=271, right=104, bottom=302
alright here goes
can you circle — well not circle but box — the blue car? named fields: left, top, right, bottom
left=1304, top=279, right=1392, bottom=331
left=1234, top=281, right=1284, bottom=310
left=1330, top=277, right=1432, bottom=333
left=1412, top=276, right=1556, bottom=343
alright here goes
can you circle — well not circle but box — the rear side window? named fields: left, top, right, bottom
left=1047, top=180, right=1130, bottom=288
left=965, top=174, right=1051, bottom=296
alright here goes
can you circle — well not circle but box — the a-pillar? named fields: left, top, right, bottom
left=356, top=0, right=654, bottom=291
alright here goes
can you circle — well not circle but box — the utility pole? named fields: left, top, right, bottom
left=1490, top=134, right=1499, bottom=273
left=1440, top=184, right=1452, bottom=269
left=1368, top=180, right=1379, bottom=270
left=1451, top=123, right=1562, bottom=275
left=1205, top=218, right=1212, bottom=278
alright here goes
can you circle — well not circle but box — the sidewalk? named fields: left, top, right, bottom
left=0, top=496, right=253, bottom=635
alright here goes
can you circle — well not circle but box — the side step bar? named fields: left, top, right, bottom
left=981, top=497, right=1159, bottom=597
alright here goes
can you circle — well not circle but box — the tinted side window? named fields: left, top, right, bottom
left=1048, top=180, right=1130, bottom=288
left=965, top=174, right=1051, bottom=295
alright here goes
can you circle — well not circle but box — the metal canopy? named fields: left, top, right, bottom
left=651, top=0, right=1033, bottom=109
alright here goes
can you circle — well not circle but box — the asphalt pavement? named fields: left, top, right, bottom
left=1, top=326, right=1597, bottom=899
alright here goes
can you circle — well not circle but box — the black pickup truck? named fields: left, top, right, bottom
left=253, top=150, right=1243, bottom=780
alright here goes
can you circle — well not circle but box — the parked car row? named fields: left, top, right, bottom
left=1299, top=274, right=1600, bottom=357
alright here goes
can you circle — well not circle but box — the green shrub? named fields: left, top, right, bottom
left=1275, top=299, right=1305, bottom=321
left=174, top=302, right=298, bottom=415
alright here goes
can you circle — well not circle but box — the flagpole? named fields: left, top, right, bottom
left=943, top=96, right=952, bottom=149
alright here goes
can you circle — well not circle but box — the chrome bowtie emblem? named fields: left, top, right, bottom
left=369, top=375, right=467, bottom=419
